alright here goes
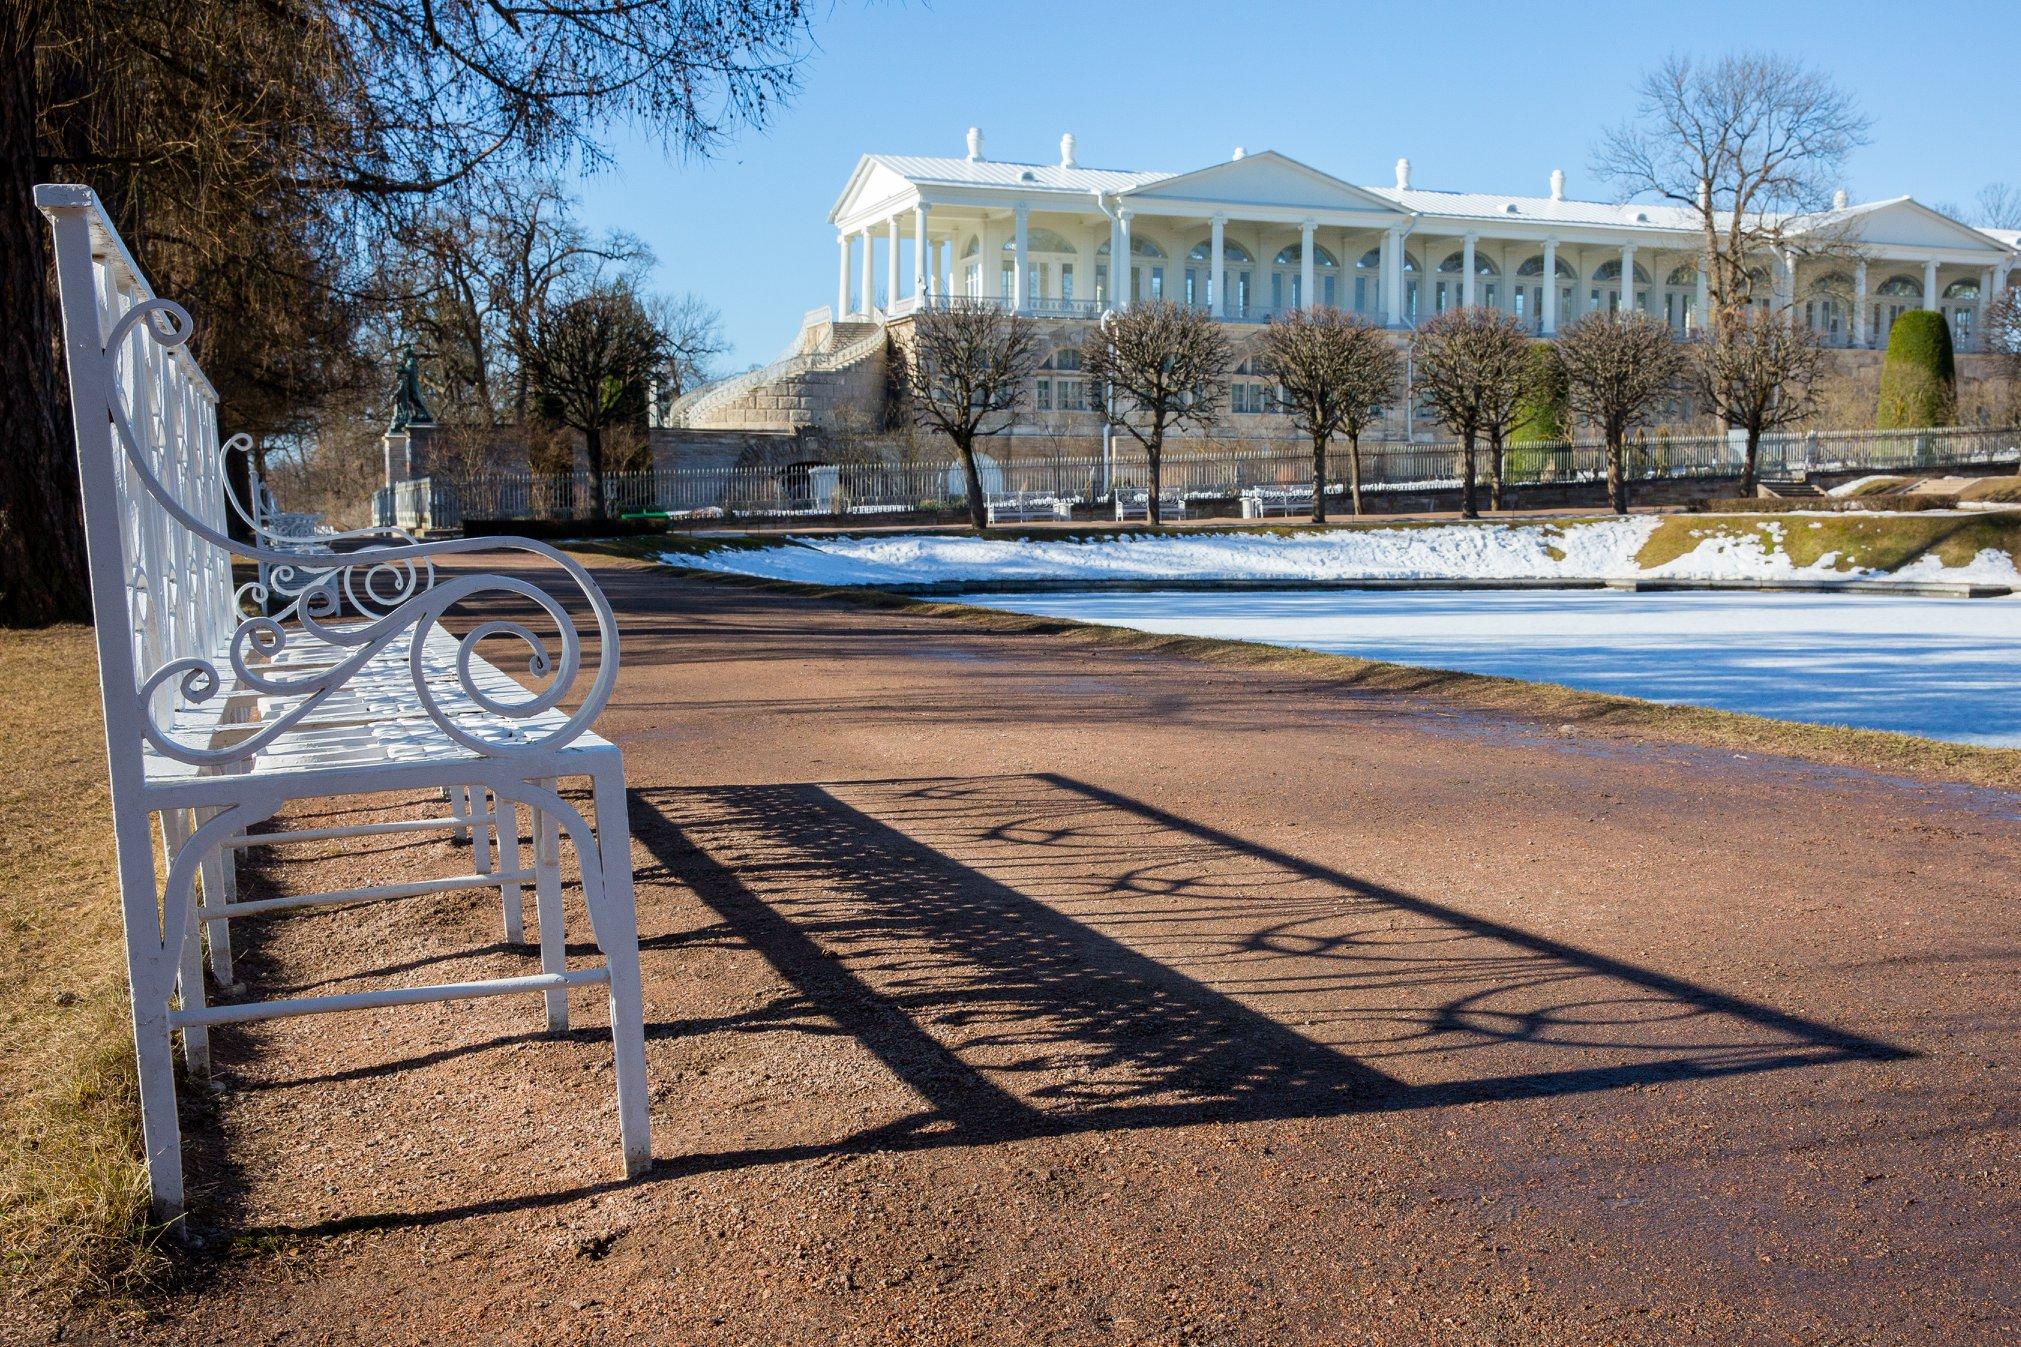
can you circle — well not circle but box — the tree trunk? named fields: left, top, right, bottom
left=1310, top=433, right=1328, bottom=525
left=1741, top=426, right=1760, bottom=496
left=1146, top=435, right=1163, bottom=527
left=1460, top=430, right=1479, bottom=519
left=958, top=436, right=988, bottom=531
left=1347, top=433, right=1364, bottom=516
left=1606, top=431, right=1628, bottom=514
left=1487, top=426, right=1505, bottom=512
left=585, top=424, right=607, bottom=519
left=0, top=2, right=92, bottom=626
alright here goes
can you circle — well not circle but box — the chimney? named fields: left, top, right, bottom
left=1232, top=146, right=1246, bottom=160
left=1832, top=187, right=1848, bottom=210
left=1060, top=132, right=1077, bottom=169
left=1549, top=168, right=1566, bottom=201
left=1395, top=157, right=1411, bottom=191
left=965, top=126, right=984, bottom=162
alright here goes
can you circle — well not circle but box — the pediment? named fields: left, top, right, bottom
left=1825, top=199, right=2007, bottom=254
left=1122, top=151, right=1401, bottom=215
left=829, top=157, right=919, bottom=226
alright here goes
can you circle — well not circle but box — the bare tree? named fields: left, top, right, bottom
left=1080, top=301, right=1232, bottom=525
left=523, top=283, right=670, bottom=520
left=1981, top=288, right=2021, bottom=443
left=1554, top=311, right=1684, bottom=513
left=1690, top=307, right=1828, bottom=495
left=4, top=0, right=815, bottom=624
left=898, top=302, right=1041, bottom=530
left=1973, top=183, right=2021, bottom=231
left=1594, top=53, right=1870, bottom=312
left=651, top=293, right=729, bottom=404
left=1254, top=308, right=1400, bottom=522
left=1412, top=308, right=1531, bottom=517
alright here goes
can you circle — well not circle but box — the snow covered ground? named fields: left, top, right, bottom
left=948, top=588, right=2021, bottom=747
left=672, top=520, right=2020, bottom=587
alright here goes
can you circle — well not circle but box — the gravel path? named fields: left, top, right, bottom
left=79, top=557, right=2021, bottom=1345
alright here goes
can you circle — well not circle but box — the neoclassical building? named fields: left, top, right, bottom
left=665, top=131, right=2020, bottom=436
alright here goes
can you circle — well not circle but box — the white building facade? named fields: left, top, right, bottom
left=831, top=132, right=2015, bottom=347
left=664, top=132, right=2020, bottom=435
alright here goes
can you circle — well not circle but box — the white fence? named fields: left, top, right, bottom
left=374, top=425, right=2021, bottom=530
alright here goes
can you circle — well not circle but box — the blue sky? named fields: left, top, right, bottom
left=573, top=0, right=2021, bottom=371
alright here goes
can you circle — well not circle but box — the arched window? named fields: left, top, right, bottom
left=1273, top=243, right=1339, bottom=269
left=1187, top=238, right=1253, bottom=263
left=1357, top=247, right=1419, bottom=272
left=1096, top=235, right=1168, bottom=258
left=1666, top=263, right=1699, bottom=287
left=1592, top=259, right=1652, bottom=284
left=1944, top=278, right=1980, bottom=300
left=1517, top=254, right=1578, bottom=279
left=1876, top=275, right=1922, bottom=298
left=1811, top=272, right=1854, bottom=296
left=959, top=234, right=981, bottom=258
left=1437, top=250, right=1499, bottom=276
left=1040, top=348, right=1083, bottom=371
left=1003, top=227, right=1078, bottom=254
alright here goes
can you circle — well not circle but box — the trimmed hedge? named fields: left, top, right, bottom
left=1510, top=342, right=1569, bottom=444
left=1875, top=310, right=1956, bottom=429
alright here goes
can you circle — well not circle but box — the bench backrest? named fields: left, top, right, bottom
left=39, top=184, right=623, bottom=786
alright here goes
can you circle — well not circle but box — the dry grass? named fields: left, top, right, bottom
left=1959, top=476, right=2021, bottom=503
left=0, top=626, right=164, bottom=1305
left=1636, top=513, right=2021, bottom=572
left=598, top=553, right=2021, bottom=795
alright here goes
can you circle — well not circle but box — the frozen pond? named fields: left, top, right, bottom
left=951, top=588, right=2021, bottom=747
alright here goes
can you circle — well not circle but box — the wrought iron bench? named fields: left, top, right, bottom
left=984, top=491, right=1074, bottom=526
left=1238, top=484, right=1317, bottom=518
left=39, top=184, right=651, bottom=1224
left=1112, top=488, right=1189, bottom=522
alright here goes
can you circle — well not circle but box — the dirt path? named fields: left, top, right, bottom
left=53, top=559, right=2021, bottom=1345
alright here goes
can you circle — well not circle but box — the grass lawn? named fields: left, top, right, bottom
left=0, top=626, right=160, bottom=1306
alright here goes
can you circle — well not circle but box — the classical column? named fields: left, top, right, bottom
left=1923, top=259, right=1940, bottom=310
left=1620, top=244, right=1637, bottom=313
left=1774, top=250, right=1795, bottom=313
left=1012, top=203, right=1030, bottom=314
left=1385, top=228, right=1405, bottom=325
left=1852, top=260, right=1869, bottom=347
left=886, top=215, right=901, bottom=310
left=1292, top=219, right=1313, bottom=312
left=914, top=204, right=930, bottom=301
left=1209, top=213, right=1226, bottom=314
left=836, top=234, right=851, bottom=316
left=1117, top=209, right=1134, bottom=304
left=1694, top=258, right=1709, bottom=333
left=1541, top=238, right=1560, bottom=335
left=937, top=240, right=950, bottom=301
left=859, top=229, right=873, bottom=314
left=1461, top=233, right=1477, bottom=308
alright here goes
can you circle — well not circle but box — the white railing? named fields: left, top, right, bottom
left=665, top=322, right=888, bottom=428
left=399, top=424, right=2021, bottom=525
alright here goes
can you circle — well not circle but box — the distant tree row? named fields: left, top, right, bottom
left=901, top=298, right=1852, bottom=529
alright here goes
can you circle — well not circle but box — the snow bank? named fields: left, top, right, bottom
left=668, top=518, right=2018, bottom=587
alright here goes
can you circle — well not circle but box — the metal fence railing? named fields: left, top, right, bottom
left=370, top=425, right=2021, bottom=529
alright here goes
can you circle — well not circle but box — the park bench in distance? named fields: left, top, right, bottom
left=1112, top=488, right=1189, bottom=522
left=38, top=184, right=651, bottom=1224
left=984, top=491, right=1074, bottom=525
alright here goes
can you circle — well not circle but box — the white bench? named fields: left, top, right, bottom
left=984, top=492, right=1074, bottom=525
left=40, top=184, right=651, bottom=1224
left=1239, top=485, right=1317, bottom=518
left=1113, top=489, right=1188, bottom=522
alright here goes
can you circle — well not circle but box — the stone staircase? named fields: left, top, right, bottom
left=665, top=311, right=888, bottom=432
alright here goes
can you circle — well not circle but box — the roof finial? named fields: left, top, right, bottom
left=1832, top=187, right=1848, bottom=210
left=965, top=126, right=983, bottom=162
left=1395, top=157, right=1411, bottom=191
left=1549, top=168, right=1566, bottom=201
left=1060, top=132, right=1076, bottom=169
left=1232, top=146, right=1245, bottom=161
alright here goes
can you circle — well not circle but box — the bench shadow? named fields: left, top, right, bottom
left=230, top=771, right=1904, bottom=1241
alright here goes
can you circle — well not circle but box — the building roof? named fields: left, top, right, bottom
left=1363, top=185, right=1704, bottom=232
left=863, top=153, right=1168, bottom=196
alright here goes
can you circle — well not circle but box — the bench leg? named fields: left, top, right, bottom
left=472, top=785, right=494, bottom=876
left=197, top=807, right=237, bottom=988
left=160, top=809, right=209, bottom=1076
left=588, top=765, right=652, bottom=1179
left=532, top=786, right=568, bottom=1032
left=499, top=797, right=525, bottom=945
left=449, top=785, right=471, bottom=844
